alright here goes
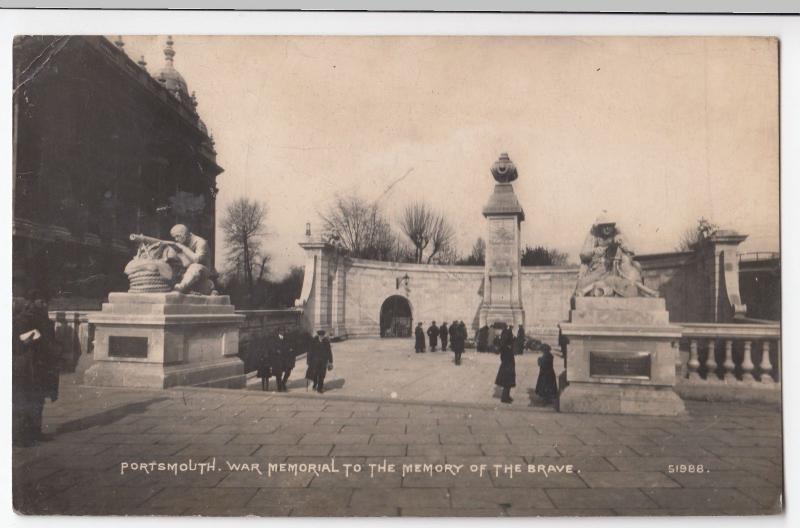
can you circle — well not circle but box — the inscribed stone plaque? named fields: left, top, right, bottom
left=108, top=336, right=149, bottom=359
left=589, top=351, right=651, bottom=379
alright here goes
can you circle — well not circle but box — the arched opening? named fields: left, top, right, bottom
left=380, top=295, right=412, bottom=337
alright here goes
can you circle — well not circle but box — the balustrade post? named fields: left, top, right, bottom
left=760, top=341, right=774, bottom=384
left=704, top=338, right=718, bottom=382
left=688, top=339, right=701, bottom=381
left=741, top=340, right=755, bottom=382
left=723, top=339, right=736, bottom=382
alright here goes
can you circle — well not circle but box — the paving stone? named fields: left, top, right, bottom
left=642, top=488, right=762, bottom=512
left=440, top=433, right=509, bottom=445
left=340, top=424, right=406, bottom=435
left=628, top=445, right=717, bottom=457
left=371, top=433, right=439, bottom=444
left=330, top=444, right=406, bottom=457
left=449, top=487, right=554, bottom=510
left=156, top=433, right=236, bottom=445
left=491, top=470, right=588, bottom=489
left=349, top=487, right=451, bottom=510
left=506, top=433, right=584, bottom=446
left=254, top=444, right=333, bottom=457
left=176, top=444, right=262, bottom=456
left=736, top=487, right=783, bottom=510
left=217, top=468, right=314, bottom=488
left=667, top=469, right=775, bottom=488
left=704, top=446, right=781, bottom=459
left=578, top=470, right=680, bottom=488
left=400, top=507, right=496, bottom=516
left=144, top=487, right=259, bottom=511
left=481, top=444, right=560, bottom=457
left=410, top=444, right=483, bottom=457
left=528, top=456, right=617, bottom=471
left=230, top=433, right=303, bottom=445
left=299, top=433, right=371, bottom=445
left=546, top=488, right=656, bottom=509
left=250, top=487, right=353, bottom=512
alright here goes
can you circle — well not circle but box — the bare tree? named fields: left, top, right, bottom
left=320, top=194, right=397, bottom=260
left=220, top=198, right=269, bottom=289
left=399, top=202, right=455, bottom=264
left=456, top=237, right=486, bottom=265
left=677, top=217, right=718, bottom=251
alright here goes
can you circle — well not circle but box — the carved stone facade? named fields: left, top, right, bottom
left=13, top=36, right=222, bottom=308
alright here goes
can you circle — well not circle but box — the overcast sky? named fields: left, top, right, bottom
left=119, top=35, right=779, bottom=277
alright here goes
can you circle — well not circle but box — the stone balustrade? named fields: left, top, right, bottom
left=680, top=323, right=780, bottom=386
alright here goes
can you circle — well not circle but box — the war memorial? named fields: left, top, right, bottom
left=11, top=34, right=782, bottom=518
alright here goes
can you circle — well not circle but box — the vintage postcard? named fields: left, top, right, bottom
left=11, top=32, right=781, bottom=517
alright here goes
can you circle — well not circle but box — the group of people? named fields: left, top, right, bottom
left=493, top=323, right=558, bottom=404
left=12, top=290, right=60, bottom=447
left=414, top=320, right=468, bottom=365
left=254, top=328, right=334, bottom=394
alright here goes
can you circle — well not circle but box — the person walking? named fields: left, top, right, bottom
left=414, top=322, right=426, bottom=353
left=453, top=320, right=466, bottom=365
left=477, top=324, right=490, bottom=352
left=13, top=290, right=60, bottom=446
left=439, top=321, right=449, bottom=352
left=306, top=331, right=320, bottom=390
left=312, top=330, right=333, bottom=393
left=281, top=329, right=302, bottom=392
left=427, top=321, right=439, bottom=352
left=495, top=324, right=516, bottom=404
left=535, top=344, right=558, bottom=403
left=448, top=321, right=457, bottom=352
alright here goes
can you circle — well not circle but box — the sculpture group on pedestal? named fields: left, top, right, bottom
left=125, top=224, right=216, bottom=295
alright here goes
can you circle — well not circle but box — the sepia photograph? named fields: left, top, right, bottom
left=9, top=23, right=783, bottom=518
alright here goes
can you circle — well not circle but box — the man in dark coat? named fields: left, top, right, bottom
left=453, top=320, right=466, bottom=365
left=513, top=325, right=526, bottom=356
left=495, top=324, right=516, bottom=403
left=281, top=329, right=302, bottom=392
left=312, top=331, right=333, bottom=393
left=13, top=291, right=60, bottom=446
left=414, top=322, right=425, bottom=353
left=427, top=321, right=439, bottom=352
left=439, top=321, right=449, bottom=352
left=535, top=344, right=558, bottom=403
left=448, top=321, right=457, bottom=352
left=477, top=325, right=489, bottom=352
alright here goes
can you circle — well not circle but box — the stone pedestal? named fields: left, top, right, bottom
left=84, top=292, right=246, bottom=389
left=480, top=182, right=526, bottom=329
left=558, top=297, right=685, bottom=416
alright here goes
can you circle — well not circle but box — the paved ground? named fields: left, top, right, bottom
left=247, top=338, right=559, bottom=409
left=12, top=339, right=783, bottom=517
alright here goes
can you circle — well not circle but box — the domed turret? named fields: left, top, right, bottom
left=155, top=36, right=190, bottom=105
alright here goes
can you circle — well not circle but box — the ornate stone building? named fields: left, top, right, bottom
left=12, top=36, right=222, bottom=308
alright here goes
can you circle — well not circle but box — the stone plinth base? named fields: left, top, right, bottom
left=558, top=296, right=685, bottom=416
left=85, top=292, right=246, bottom=389
left=479, top=305, right=525, bottom=329
left=558, top=382, right=685, bottom=416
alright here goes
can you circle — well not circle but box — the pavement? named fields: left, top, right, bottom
left=12, top=338, right=783, bottom=517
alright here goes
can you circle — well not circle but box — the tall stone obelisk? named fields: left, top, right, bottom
left=479, top=153, right=526, bottom=328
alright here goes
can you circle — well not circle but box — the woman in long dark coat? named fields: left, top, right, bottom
left=414, top=323, right=425, bottom=353
left=494, top=325, right=516, bottom=403
left=535, top=344, right=558, bottom=403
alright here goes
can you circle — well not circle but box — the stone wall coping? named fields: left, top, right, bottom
left=87, top=313, right=245, bottom=325
left=681, top=322, right=780, bottom=339
left=559, top=323, right=683, bottom=338
left=236, top=308, right=303, bottom=315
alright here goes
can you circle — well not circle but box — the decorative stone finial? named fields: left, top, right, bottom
left=491, top=152, right=518, bottom=183
left=114, top=36, right=124, bottom=48
left=164, top=35, right=175, bottom=65
left=137, top=55, right=147, bottom=69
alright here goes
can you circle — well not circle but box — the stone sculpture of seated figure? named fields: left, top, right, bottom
left=576, top=214, right=656, bottom=298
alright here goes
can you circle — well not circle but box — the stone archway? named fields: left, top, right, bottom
left=380, top=295, right=412, bottom=338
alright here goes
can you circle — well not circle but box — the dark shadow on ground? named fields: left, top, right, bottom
left=53, top=397, right=170, bottom=435
left=526, top=388, right=556, bottom=409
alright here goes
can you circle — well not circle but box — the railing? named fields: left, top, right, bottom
left=739, top=252, right=780, bottom=262
left=680, top=323, right=780, bottom=386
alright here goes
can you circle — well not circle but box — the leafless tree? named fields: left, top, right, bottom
left=399, top=202, right=456, bottom=264
left=220, top=198, right=269, bottom=289
left=320, top=194, right=397, bottom=260
left=456, top=237, right=486, bottom=265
